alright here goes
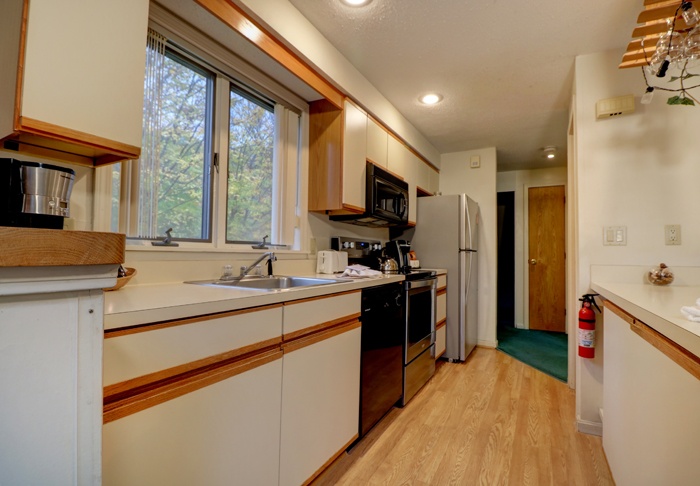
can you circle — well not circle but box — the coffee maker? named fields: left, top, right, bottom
left=0, top=158, right=75, bottom=229
left=384, top=239, right=412, bottom=273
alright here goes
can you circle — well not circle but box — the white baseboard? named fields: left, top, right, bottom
left=577, top=417, right=603, bottom=436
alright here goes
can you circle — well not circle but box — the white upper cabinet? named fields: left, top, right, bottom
left=366, top=116, right=388, bottom=168
left=0, top=0, right=149, bottom=166
left=342, top=101, right=368, bottom=211
left=429, top=165, right=440, bottom=194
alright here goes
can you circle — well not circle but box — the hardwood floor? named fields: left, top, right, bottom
left=313, top=348, right=613, bottom=486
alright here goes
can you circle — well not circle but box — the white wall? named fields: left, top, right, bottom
left=440, top=148, right=497, bottom=347
left=236, top=0, right=440, bottom=167
left=573, top=49, right=700, bottom=430
left=497, top=167, right=567, bottom=330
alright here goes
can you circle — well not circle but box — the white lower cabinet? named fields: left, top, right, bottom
left=103, top=352, right=283, bottom=486
left=603, top=304, right=700, bottom=486
left=280, top=324, right=361, bottom=486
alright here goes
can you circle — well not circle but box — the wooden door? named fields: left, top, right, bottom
left=528, top=186, right=565, bottom=332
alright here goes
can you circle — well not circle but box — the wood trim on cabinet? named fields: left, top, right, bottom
left=604, top=301, right=635, bottom=325
left=436, top=318, right=447, bottom=330
left=283, top=314, right=361, bottom=343
left=195, top=0, right=343, bottom=109
left=13, top=0, right=29, bottom=130
left=283, top=319, right=360, bottom=354
left=104, top=348, right=283, bottom=423
left=605, top=301, right=700, bottom=380
left=103, top=336, right=282, bottom=399
left=302, top=434, right=359, bottom=486
left=629, top=317, right=700, bottom=381
left=17, top=116, right=140, bottom=162
left=0, top=227, right=124, bottom=267
left=104, top=303, right=283, bottom=338
left=308, top=99, right=343, bottom=211
left=437, top=287, right=447, bottom=296
left=283, top=289, right=360, bottom=307
left=417, top=186, right=432, bottom=197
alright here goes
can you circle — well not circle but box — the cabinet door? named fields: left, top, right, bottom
left=342, top=101, right=368, bottom=211
left=104, top=305, right=283, bottom=387
left=2, top=0, right=148, bottom=163
left=280, top=323, right=361, bottom=486
left=103, top=353, right=283, bottom=486
left=0, top=290, right=103, bottom=486
left=603, top=307, right=700, bottom=486
left=366, top=117, right=388, bottom=168
left=429, top=166, right=440, bottom=194
left=387, top=135, right=407, bottom=176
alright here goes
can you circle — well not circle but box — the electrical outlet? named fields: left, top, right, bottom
left=665, top=224, right=681, bottom=245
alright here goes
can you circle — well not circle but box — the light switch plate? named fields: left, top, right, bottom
left=470, top=155, right=480, bottom=168
left=603, top=225, right=627, bottom=246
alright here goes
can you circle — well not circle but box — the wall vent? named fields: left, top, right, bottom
left=596, top=95, right=635, bottom=119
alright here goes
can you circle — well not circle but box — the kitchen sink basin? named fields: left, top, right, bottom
left=186, top=275, right=348, bottom=291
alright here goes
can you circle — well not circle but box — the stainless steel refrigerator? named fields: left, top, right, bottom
left=410, top=194, right=479, bottom=361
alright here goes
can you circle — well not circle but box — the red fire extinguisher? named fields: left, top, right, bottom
left=578, top=293, right=600, bottom=358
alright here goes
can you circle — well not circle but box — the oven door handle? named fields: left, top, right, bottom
left=405, top=278, right=436, bottom=290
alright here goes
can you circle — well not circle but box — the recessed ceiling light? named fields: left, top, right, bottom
left=543, top=146, right=557, bottom=159
left=420, top=93, right=443, bottom=105
left=341, top=0, right=372, bottom=6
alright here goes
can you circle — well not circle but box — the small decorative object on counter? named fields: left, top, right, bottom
left=105, top=266, right=136, bottom=291
left=647, top=263, right=674, bottom=286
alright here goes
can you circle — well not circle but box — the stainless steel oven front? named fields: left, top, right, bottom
left=401, top=275, right=437, bottom=406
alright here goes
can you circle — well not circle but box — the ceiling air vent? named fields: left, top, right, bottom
left=596, top=95, right=635, bottom=119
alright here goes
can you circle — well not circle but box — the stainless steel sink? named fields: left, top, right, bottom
left=186, top=275, right=348, bottom=291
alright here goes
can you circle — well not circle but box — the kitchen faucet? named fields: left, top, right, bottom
left=219, top=252, right=277, bottom=280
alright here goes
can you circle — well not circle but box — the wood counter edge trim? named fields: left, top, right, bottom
left=604, top=300, right=635, bottom=325
left=605, top=301, right=700, bottom=380
left=628, top=317, right=700, bottom=381
left=437, top=287, right=447, bottom=296
left=103, top=336, right=283, bottom=399
left=283, top=319, right=361, bottom=354
left=436, top=318, right=447, bottom=330
left=103, top=348, right=283, bottom=424
left=0, top=227, right=125, bottom=267
left=282, top=289, right=360, bottom=307
left=105, top=303, right=284, bottom=338
left=302, top=434, right=359, bottom=486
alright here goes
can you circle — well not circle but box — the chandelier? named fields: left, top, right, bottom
left=622, top=1, right=700, bottom=106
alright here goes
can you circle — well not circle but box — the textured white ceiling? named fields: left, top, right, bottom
left=287, top=0, right=643, bottom=171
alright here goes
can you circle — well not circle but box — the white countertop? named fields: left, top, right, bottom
left=104, top=273, right=405, bottom=330
left=590, top=265, right=700, bottom=358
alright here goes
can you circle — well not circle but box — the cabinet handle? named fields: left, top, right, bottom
left=529, top=259, right=537, bottom=265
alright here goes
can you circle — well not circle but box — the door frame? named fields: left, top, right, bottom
left=522, top=182, right=566, bottom=331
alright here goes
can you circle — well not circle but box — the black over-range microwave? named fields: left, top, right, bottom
left=331, top=162, right=409, bottom=227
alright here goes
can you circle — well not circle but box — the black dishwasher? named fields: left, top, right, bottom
left=359, top=282, right=404, bottom=438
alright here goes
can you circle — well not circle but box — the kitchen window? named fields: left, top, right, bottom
left=100, top=26, right=302, bottom=249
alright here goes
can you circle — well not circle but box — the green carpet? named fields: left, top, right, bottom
left=496, top=326, right=568, bottom=382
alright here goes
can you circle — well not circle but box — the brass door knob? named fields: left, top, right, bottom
left=529, top=259, right=537, bottom=265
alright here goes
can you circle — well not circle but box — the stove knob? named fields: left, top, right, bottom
left=343, top=242, right=350, bottom=248
left=349, top=242, right=355, bottom=248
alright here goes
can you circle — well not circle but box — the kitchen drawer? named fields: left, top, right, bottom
left=437, top=274, right=447, bottom=290
left=283, top=291, right=361, bottom=339
left=104, top=305, right=282, bottom=387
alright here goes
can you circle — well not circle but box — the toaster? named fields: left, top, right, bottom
left=316, top=250, right=348, bottom=274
